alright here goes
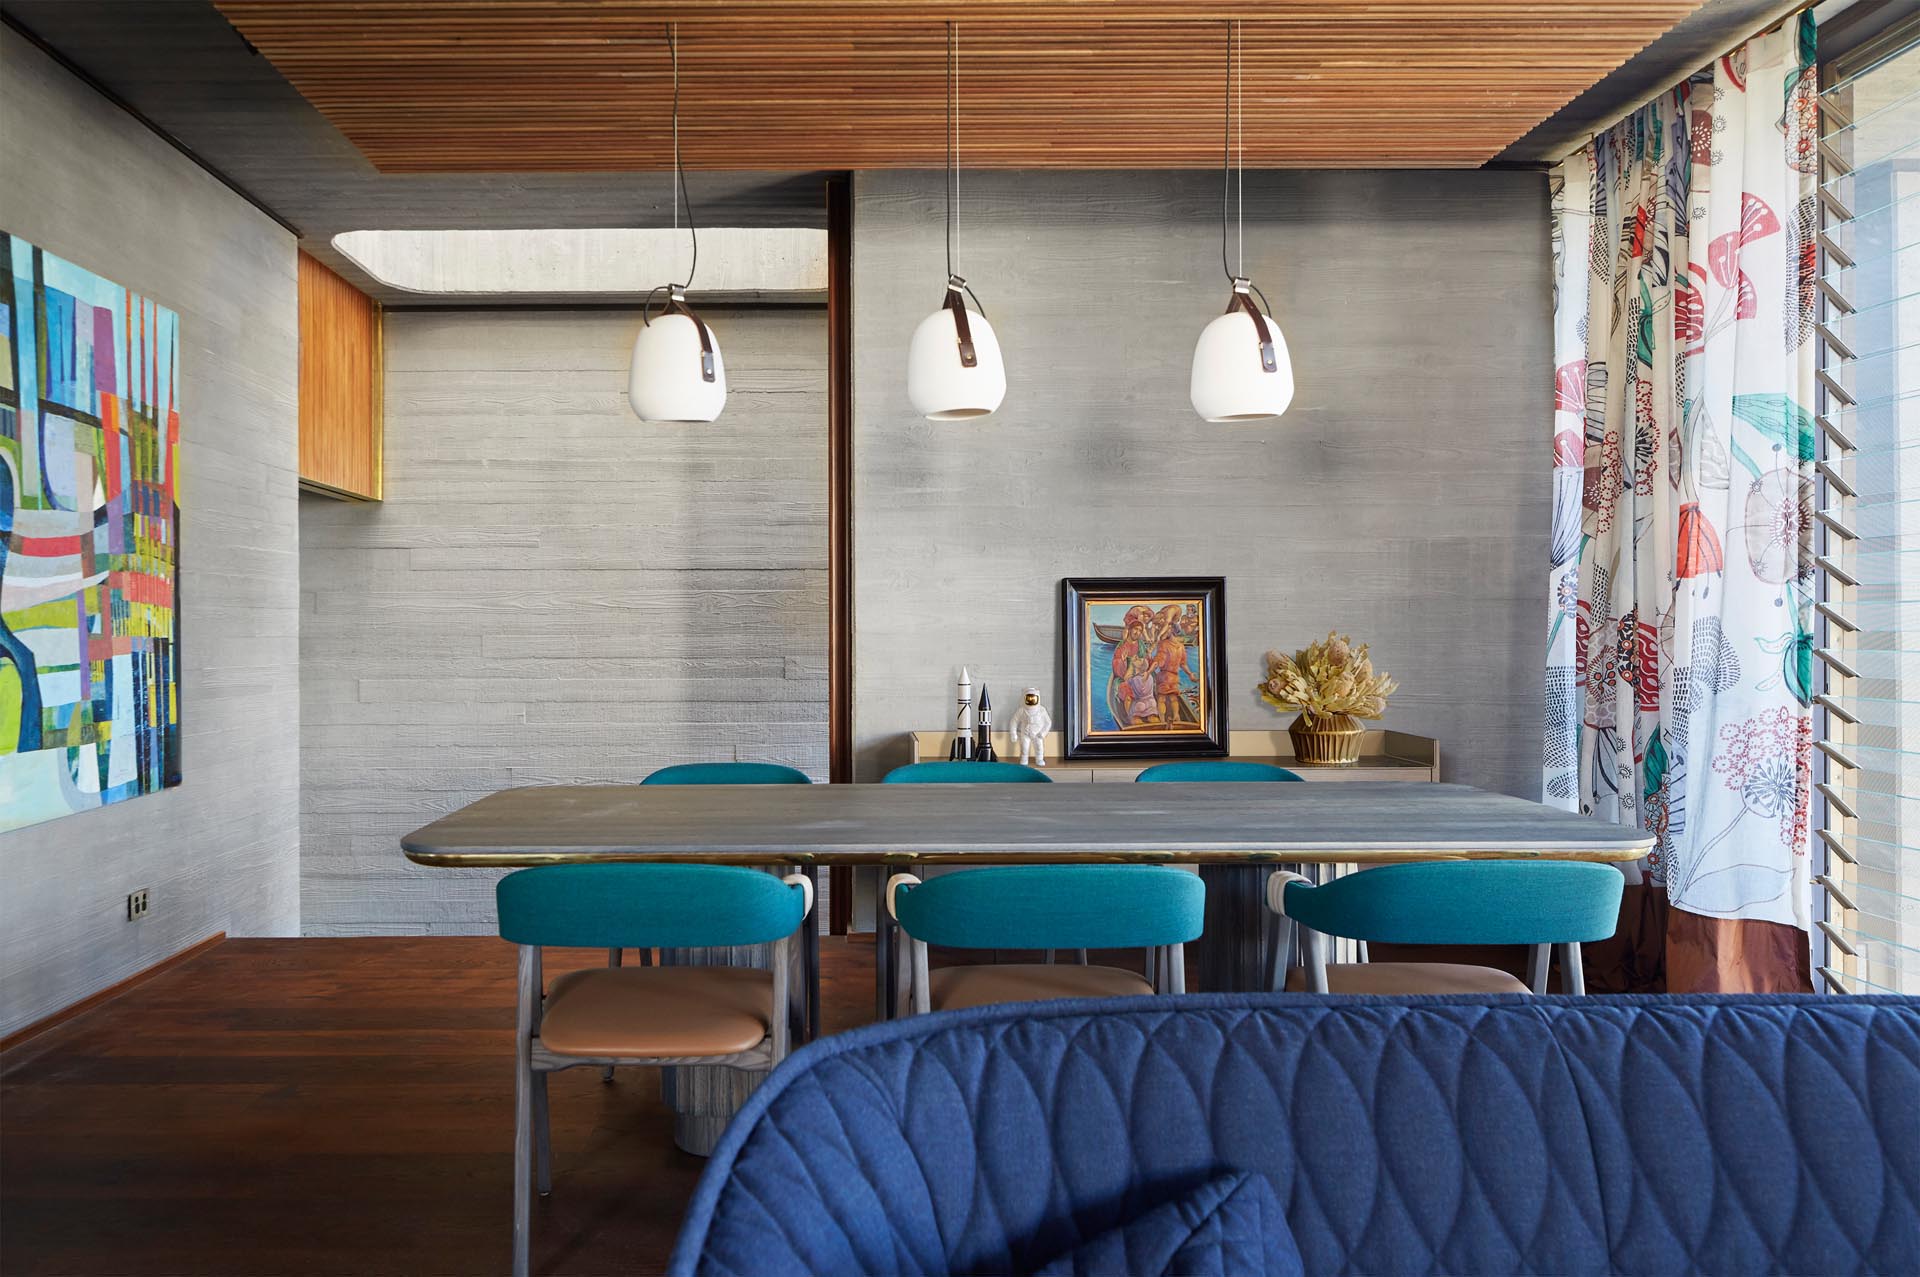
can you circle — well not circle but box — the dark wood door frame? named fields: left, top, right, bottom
left=827, top=173, right=855, bottom=933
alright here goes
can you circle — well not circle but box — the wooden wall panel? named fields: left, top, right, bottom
left=298, top=307, right=828, bottom=934
left=215, top=1, right=1707, bottom=172
left=298, top=250, right=381, bottom=499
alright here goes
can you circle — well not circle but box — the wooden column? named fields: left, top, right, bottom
left=298, top=251, right=382, bottom=500
left=826, top=174, right=855, bottom=934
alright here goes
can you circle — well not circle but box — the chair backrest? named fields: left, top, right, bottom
left=496, top=864, right=806, bottom=949
left=892, top=865, right=1202, bottom=950
left=1280, top=860, right=1624, bottom=946
left=668, top=995, right=1920, bottom=1277
left=642, top=762, right=813, bottom=786
left=1135, top=760, right=1302, bottom=783
left=882, top=761, right=1052, bottom=783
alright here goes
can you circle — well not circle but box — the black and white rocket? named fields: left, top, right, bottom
left=972, top=683, right=996, bottom=762
left=949, top=666, right=973, bottom=760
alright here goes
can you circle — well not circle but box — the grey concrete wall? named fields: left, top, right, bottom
left=852, top=170, right=1551, bottom=797
left=0, top=30, right=301, bottom=1035
left=299, top=308, right=827, bottom=934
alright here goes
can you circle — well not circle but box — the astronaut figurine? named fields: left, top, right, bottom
left=1009, top=687, right=1052, bottom=768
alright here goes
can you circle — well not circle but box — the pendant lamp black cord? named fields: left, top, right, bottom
left=1220, top=19, right=1235, bottom=285
left=943, top=21, right=988, bottom=317
left=670, top=23, right=698, bottom=292
left=1219, top=20, right=1272, bottom=314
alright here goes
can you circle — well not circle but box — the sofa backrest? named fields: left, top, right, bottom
left=668, top=995, right=1920, bottom=1277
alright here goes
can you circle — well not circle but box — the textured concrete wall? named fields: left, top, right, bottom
left=852, top=169, right=1551, bottom=797
left=0, top=29, right=301, bottom=1035
left=299, top=308, right=827, bottom=933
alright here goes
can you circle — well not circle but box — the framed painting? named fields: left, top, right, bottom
left=0, top=234, right=182, bottom=833
left=1060, top=576, right=1227, bottom=760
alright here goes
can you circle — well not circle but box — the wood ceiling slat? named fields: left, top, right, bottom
left=215, top=1, right=1707, bottom=171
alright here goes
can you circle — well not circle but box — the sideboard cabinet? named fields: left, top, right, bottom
left=903, top=728, right=1438, bottom=784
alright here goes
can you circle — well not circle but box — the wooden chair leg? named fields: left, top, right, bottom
left=1527, top=943, right=1552, bottom=995
left=532, top=1071, right=553, bottom=1197
left=874, top=869, right=892, bottom=1021
left=1559, top=941, right=1586, bottom=995
left=1303, top=929, right=1330, bottom=994
left=912, top=938, right=931, bottom=1016
left=601, top=948, right=622, bottom=1082
left=1268, top=914, right=1293, bottom=993
left=514, top=946, right=537, bottom=1277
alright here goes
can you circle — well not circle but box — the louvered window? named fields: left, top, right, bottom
left=1816, top=21, right=1920, bottom=995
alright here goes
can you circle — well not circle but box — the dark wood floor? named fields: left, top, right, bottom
left=1, top=933, right=1543, bottom=1275
left=0, top=936, right=884, bottom=1277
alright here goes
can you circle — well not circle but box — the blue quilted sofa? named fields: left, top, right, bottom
left=668, top=994, right=1920, bottom=1276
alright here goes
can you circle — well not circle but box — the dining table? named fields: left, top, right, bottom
left=403, top=777, right=1652, bottom=1016
left=404, top=779, right=1650, bottom=1152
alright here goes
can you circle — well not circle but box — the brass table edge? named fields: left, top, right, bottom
left=404, top=844, right=1652, bottom=869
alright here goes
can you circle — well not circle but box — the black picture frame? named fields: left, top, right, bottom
left=1060, top=576, right=1229, bottom=760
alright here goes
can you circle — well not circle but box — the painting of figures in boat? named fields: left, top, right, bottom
left=1060, top=577, right=1227, bottom=759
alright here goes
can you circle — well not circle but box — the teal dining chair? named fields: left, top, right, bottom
left=1265, top=860, right=1624, bottom=995
left=881, top=760, right=1053, bottom=784
left=621, top=761, right=815, bottom=1066
left=1138, top=759, right=1302, bottom=975
left=1136, top=760, right=1303, bottom=782
left=642, top=761, right=814, bottom=786
left=874, top=759, right=1051, bottom=1015
left=496, top=863, right=812, bottom=1277
left=887, top=865, right=1204, bottom=1013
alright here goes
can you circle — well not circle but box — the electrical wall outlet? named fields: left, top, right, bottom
left=126, top=888, right=150, bottom=920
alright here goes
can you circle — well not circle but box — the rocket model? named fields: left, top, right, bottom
left=973, top=683, right=997, bottom=762
left=949, top=666, right=973, bottom=760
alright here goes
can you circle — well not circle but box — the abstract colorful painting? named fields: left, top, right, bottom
left=1060, top=576, right=1228, bottom=759
left=1, top=234, right=181, bottom=834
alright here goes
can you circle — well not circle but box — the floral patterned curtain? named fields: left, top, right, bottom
left=1547, top=15, right=1817, bottom=991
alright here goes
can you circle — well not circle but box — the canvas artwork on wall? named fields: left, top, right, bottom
left=0, top=234, right=181, bottom=834
left=1060, top=576, right=1228, bottom=759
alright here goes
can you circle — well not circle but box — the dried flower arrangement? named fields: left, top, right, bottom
left=1258, top=633, right=1397, bottom=727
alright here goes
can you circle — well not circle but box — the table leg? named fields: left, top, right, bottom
left=659, top=938, right=777, bottom=1156
left=659, top=1066, right=764, bottom=1157
left=1198, top=864, right=1270, bottom=993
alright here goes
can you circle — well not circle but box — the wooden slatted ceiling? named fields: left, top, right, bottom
left=215, top=1, right=1708, bottom=172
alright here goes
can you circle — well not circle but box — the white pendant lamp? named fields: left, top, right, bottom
left=630, top=24, right=727, bottom=424
left=907, top=22, right=1006, bottom=421
left=1190, top=21, right=1293, bottom=423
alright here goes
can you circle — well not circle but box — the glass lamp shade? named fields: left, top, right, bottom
left=1189, top=308, right=1294, bottom=422
left=628, top=312, right=727, bottom=423
left=906, top=303, right=1007, bottom=420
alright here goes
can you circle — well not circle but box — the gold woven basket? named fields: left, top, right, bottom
left=1288, top=712, right=1364, bottom=767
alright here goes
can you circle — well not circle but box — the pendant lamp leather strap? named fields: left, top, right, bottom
left=656, top=285, right=717, bottom=383
left=1225, top=278, right=1278, bottom=374
left=944, top=276, right=978, bottom=368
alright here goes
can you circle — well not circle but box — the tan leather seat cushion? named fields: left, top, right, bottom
left=929, top=963, right=1156, bottom=1012
left=1284, top=962, right=1531, bottom=995
left=538, top=966, right=773, bottom=1058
